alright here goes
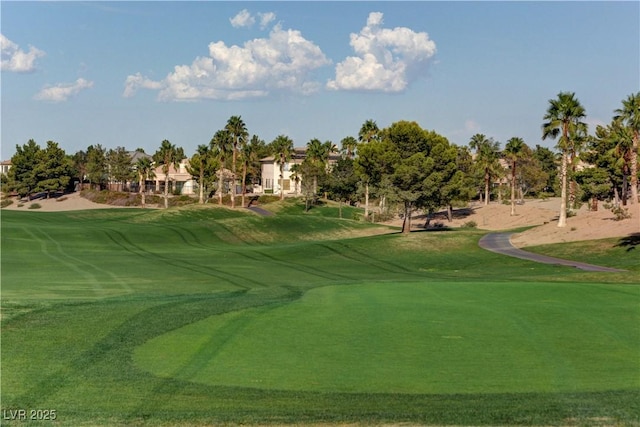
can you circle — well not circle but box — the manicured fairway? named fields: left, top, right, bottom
left=1, top=204, right=639, bottom=426
left=135, top=281, right=639, bottom=394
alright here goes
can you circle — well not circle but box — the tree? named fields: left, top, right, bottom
left=210, top=130, right=232, bottom=206
left=354, top=138, right=386, bottom=220
left=135, top=157, right=155, bottom=208
left=86, top=144, right=108, bottom=189
left=8, top=139, right=41, bottom=200
left=327, top=157, right=358, bottom=218
left=187, top=144, right=217, bottom=204
left=542, top=91, right=587, bottom=227
left=269, top=135, right=294, bottom=200
left=380, top=121, right=457, bottom=234
left=239, top=138, right=260, bottom=207
left=356, top=119, right=381, bottom=219
left=106, top=147, right=133, bottom=191
left=532, top=145, right=558, bottom=195
left=518, top=145, right=549, bottom=199
left=305, top=138, right=326, bottom=196
left=154, top=139, right=185, bottom=209
left=72, top=150, right=88, bottom=190
left=469, top=134, right=500, bottom=205
left=614, top=92, right=640, bottom=205
left=33, top=141, right=72, bottom=198
left=340, top=136, right=358, bottom=159
left=225, top=115, right=248, bottom=208
left=504, top=137, right=525, bottom=216
left=575, top=167, right=611, bottom=211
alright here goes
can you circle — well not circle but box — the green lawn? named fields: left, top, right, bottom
left=1, top=203, right=639, bottom=426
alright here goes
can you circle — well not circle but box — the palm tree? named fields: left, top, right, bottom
left=225, top=116, right=248, bottom=208
left=154, top=139, right=185, bottom=209
left=210, top=129, right=232, bottom=206
left=358, top=119, right=380, bottom=219
left=469, top=134, right=500, bottom=206
left=135, top=157, right=155, bottom=208
left=542, top=92, right=587, bottom=227
left=614, top=92, right=640, bottom=205
left=504, top=137, right=524, bottom=216
left=567, top=122, right=588, bottom=211
left=239, top=139, right=260, bottom=208
left=358, top=119, right=380, bottom=144
left=341, top=136, right=358, bottom=159
left=187, top=144, right=211, bottom=204
left=270, top=135, right=294, bottom=200
left=306, top=138, right=325, bottom=195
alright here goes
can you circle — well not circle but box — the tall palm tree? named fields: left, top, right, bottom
left=210, top=129, right=232, bottom=206
left=567, top=122, right=588, bottom=211
left=270, top=135, right=294, bottom=200
left=469, top=133, right=500, bottom=206
left=614, top=92, right=640, bottom=205
left=341, top=136, right=358, bottom=159
left=187, top=144, right=211, bottom=204
left=154, top=139, right=185, bottom=209
left=135, top=157, right=155, bottom=208
left=239, top=140, right=259, bottom=208
left=306, top=138, right=325, bottom=195
left=225, top=116, right=248, bottom=208
left=358, top=119, right=380, bottom=219
left=542, top=92, right=587, bottom=227
left=504, top=137, right=524, bottom=216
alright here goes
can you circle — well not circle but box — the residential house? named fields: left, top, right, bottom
left=152, top=158, right=197, bottom=195
left=259, top=147, right=340, bottom=196
left=0, top=160, right=11, bottom=176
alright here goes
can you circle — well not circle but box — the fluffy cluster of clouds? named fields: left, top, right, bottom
left=2, top=34, right=94, bottom=102
left=124, top=18, right=331, bottom=101
left=1, top=34, right=45, bottom=73
left=327, top=12, right=436, bottom=92
left=126, top=11, right=437, bottom=102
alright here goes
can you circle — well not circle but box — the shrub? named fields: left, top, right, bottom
left=28, top=203, right=42, bottom=209
left=56, top=196, right=68, bottom=202
left=257, top=195, right=280, bottom=204
left=461, top=220, right=477, bottom=229
left=611, top=206, right=632, bottom=221
left=1, top=199, right=14, bottom=208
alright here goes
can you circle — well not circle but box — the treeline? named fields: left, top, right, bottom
left=3, top=92, right=638, bottom=231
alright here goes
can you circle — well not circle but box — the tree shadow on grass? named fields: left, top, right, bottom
left=615, top=233, right=640, bottom=252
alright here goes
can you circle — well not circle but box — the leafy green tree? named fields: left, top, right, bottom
left=239, top=138, right=261, bottom=207
left=327, top=156, right=358, bottom=218
left=245, top=135, right=268, bottom=188
left=154, top=139, right=185, bottom=209
left=575, top=167, right=611, bottom=211
left=614, top=92, right=640, bottom=205
left=469, top=134, right=501, bottom=205
left=518, top=145, right=549, bottom=199
left=269, top=135, right=294, bottom=201
left=187, top=144, right=217, bottom=204
left=86, top=144, right=108, bottom=189
left=542, top=91, right=587, bottom=227
left=380, top=121, right=457, bottom=234
left=225, top=115, right=248, bottom=208
left=210, top=130, right=232, bottom=205
left=532, top=145, right=558, bottom=194
left=33, top=141, right=72, bottom=198
left=106, top=147, right=133, bottom=191
left=8, top=139, right=41, bottom=200
left=354, top=138, right=386, bottom=220
left=135, top=157, right=155, bottom=208
left=504, top=137, right=525, bottom=216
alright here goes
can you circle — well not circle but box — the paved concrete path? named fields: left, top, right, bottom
left=478, top=232, right=625, bottom=272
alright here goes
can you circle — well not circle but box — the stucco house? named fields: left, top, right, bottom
left=152, top=158, right=197, bottom=195
left=259, top=147, right=340, bottom=196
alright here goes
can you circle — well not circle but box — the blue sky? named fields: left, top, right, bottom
left=1, top=1, right=638, bottom=160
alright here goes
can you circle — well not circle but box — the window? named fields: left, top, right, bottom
left=264, top=179, right=273, bottom=189
left=280, top=179, right=290, bottom=191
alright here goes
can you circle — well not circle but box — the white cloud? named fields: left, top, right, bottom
left=123, top=23, right=330, bottom=101
left=34, top=78, right=93, bottom=102
left=1, top=34, right=45, bottom=73
left=230, top=9, right=255, bottom=28
left=327, top=12, right=436, bottom=92
left=258, top=12, right=276, bottom=29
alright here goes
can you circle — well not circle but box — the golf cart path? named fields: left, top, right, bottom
left=479, top=233, right=625, bottom=272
